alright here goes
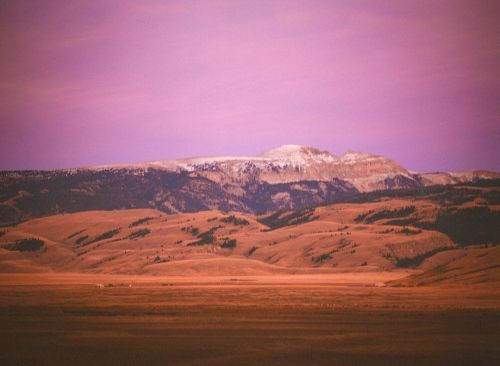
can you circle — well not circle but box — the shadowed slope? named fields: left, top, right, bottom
left=389, top=246, right=500, bottom=286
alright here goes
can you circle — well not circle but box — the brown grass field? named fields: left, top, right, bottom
left=0, top=272, right=499, bottom=366
left=0, top=200, right=462, bottom=274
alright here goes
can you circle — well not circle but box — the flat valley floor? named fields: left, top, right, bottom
left=0, top=273, right=499, bottom=366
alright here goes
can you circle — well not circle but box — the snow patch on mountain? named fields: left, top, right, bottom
left=260, top=145, right=338, bottom=166
left=340, top=151, right=381, bottom=164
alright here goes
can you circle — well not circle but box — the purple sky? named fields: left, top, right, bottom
left=1, top=0, right=499, bottom=172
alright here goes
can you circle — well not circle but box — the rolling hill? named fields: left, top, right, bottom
left=1, top=190, right=498, bottom=280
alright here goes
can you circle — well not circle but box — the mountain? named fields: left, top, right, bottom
left=177, top=145, right=415, bottom=192
left=0, top=145, right=498, bottom=225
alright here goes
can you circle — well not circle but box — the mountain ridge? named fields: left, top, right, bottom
left=22, top=144, right=497, bottom=191
left=3, top=144, right=498, bottom=192
left=0, top=145, right=498, bottom=225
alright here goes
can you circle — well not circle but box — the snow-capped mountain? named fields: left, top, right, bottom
left=0, top=145, right=498, bottom=225
left=86, top=144, right=417, bottom=192
left=81, top=144, right=499, bottom=192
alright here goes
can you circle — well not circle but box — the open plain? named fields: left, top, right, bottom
left=0, top=272, right=499, bottom=366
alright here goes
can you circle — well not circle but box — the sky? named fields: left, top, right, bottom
left=0, top=0, right=499, bottom=172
